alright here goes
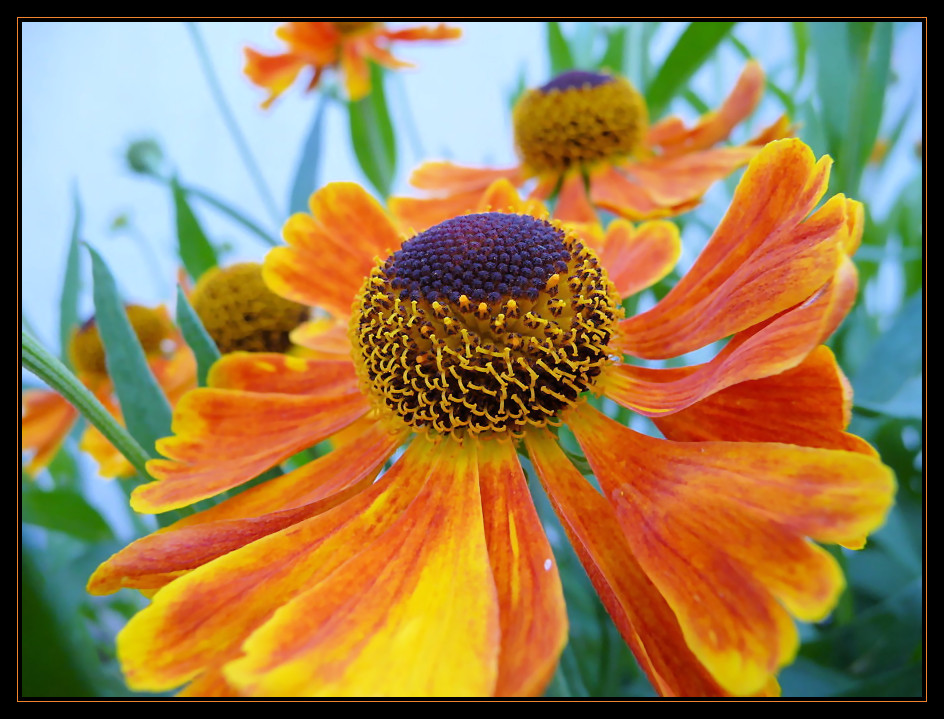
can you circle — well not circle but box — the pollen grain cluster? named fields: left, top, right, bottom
left=513, top=70, right=648, bottom=173
left=351, top=213, right=621, bottom=441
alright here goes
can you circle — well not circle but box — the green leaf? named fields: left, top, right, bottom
left=171, top=175, right=219, bottom=282
left=347, top=63, right=397, bottom=198
left=598, top=25, right=627, bottom=74
left=791, top=21, right=810, bottom=88
left=87, top=245, right=172, bottom=456
left=21, top=484, right=113, bottom=542
left=289, top=94, right=328, bottom=214
left=546, top=22, right=575, bottom=75
left=175, top=285, right=220, bottom=387
left=59, top=185, right=83, bottom=369
left=852, top=290, right=923, bottom=408
left=185, top=184, right=279, bottom=248
left=646, top=21, right=737, bottom=118
left=20, top=548, right=98, bottom=697
left=850, top=22, right=893, bottom=183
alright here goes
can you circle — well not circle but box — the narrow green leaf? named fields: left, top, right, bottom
left=546, top=22, right=575, bottom=75
left=21, top=329, right=152, bottom=477
left=289, top=94, right=328, bottom=214
left=848, top=22, right=893, bottom=189
left=852, top=290, right=923, bottom=406
left=347, top=64, right=397, bottom=198
left=598, top=25, right=627, bottom=74
left=185, top=184, right=279, bottom=248
left=791, top=22, right=810, bottom=88
left=809, top=22, right=852, bottom=148
left=172, top=175, right=219, bottom=282
left=646, top=21, right=737, bottom=118
left=175, top=285, right=220, bottom=387
left=22, top=484, right=113, bottom=542
left=87, top=245, right=172, bottom=456
left=59, top=185, right=83, bottom=369
left=681, top=88, right=710, bottom=114
left=847, top=21, right=876, bottom=62
left=727, top=33, right=752, bottom=59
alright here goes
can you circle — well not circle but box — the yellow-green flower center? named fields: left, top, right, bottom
left=351, top=213, right=621, bottom=441
left=191, top=262, right=308, bottom=354
left=69, top=305, right=169, bottom=375
left=513, top=70, right=649, bottom=174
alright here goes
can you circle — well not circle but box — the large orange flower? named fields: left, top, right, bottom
left=244, top=21, right=461, bottom=106
left=22, top=305, right=196, bottom=478
left=89, top=139, right=893, bottom=697
left=391, top=61, right=792, bottom=230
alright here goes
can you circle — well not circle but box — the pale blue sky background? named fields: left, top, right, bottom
left=21, top=21, right=923, bottom=356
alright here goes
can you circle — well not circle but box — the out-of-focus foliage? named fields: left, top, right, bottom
left=20, top=21, right=923, bottom=698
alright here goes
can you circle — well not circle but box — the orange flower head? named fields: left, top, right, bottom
left=191, top=262, right=308, bottom=354
left=391, top=61, right=793, bottom=230
left=244, top=21, right=462, bottom=106
left=513, top=70, right=649, bottom=174
left=68, top=304, right=170, bottom=376
left=352, top=212, right=621, bottom=441
left=89, top=141, right=894, bottom=698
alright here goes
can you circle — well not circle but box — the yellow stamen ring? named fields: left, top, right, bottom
left=351, top=213, right=622, bottom=441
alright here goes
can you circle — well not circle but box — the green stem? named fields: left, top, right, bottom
left=21, top=330, right=152, bottom=479
left=186, top=21, right=283, bottom=228
left=185, top=184, right=280, bottom=247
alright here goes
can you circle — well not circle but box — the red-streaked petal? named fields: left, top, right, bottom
left=289, top=318, right=354, bottom=358
left=276, top=22, right=340, bottom=62
left=382, top=24, right=462, bottom=42
left=650, top=60, right=765, bottom=157
left=88, top=420, right=405, bottom=594
left=177, top=669, right=239, bottom=698
left=408, top=161, right=524, bottom=193
left=478, top=440, right=566, bottom=696
left=654, top=345, right=876, bottom=454
left=747, top=114, right=794, bottom=147
left=264, top=183, right=402, bottom=319
left=137, top=388, right=369, bottom=512
left=553, top=171, right=598, bottom=224
left=617, top=139, right=841, bottom=359
left=524, top=431, right=732, bottom=697
left=627, top=146, right=759, bottom=205
left=224, top=441, right=500, bottom=697
left=588, top=165, right=702, bottom=221
left=207, top=353, right=357, bottom=394
left=605, top=268, right=857, bottom=415
left=358, top=37, right=414, bottom=70
left=21, top=389, right=79, bottom=474
left=595, top=219, right=681, bottom=298
left=569, top=405, right=895, bottom=692
left=113, top=438, right=438, bottom=693
left=243, top=48, right=308, bottom=108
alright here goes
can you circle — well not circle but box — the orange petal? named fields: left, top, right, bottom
left=747, top=114, right=795, bottom=147
left=477, top=440, right=567, bottom=696
left=358, top=37, right=414, bottom=70
left=569, top=405, right=895, bottom=692
left=113, top=438, right=439, bottom=693
left=207, top=353, right=357, bottom=394
left=276, top=22, right=340, bottom=63
left=21, top=389, right=79, bottom=474
left=627, top=145, right=760, bottom=205
left=588, top=164, right=702, bottom=221
left=653, top=345, right=877, bottom=455
left=524, top=431, right=733, bottom=697
left=79, top=423, right=135, bottom=478
left=224, top=441, right=501, bottom=697
left=595, top=219, right=681, bottom=298
left=88, top=420, right=404, bottom=594
left=650, top=60, right=765, bottom=157
left=289, top=317, right=354, bottom=358
left=177, top=669, right=239, bottom=697
left=340, top=41, right=371, bottom=101
left=553, top=171, right=598, bottom=224
left=382, top=24, right=462, bottom=42
left=389, top=189, right=490, bottom=234
left=606, top=267, right=858, bottom=415
left=408, top=161, right=524, bottom=193
left=243, top=48, right=308, bottom=109
left=617, top=139, right=842, bottom=359
left=136, top=387, right=369, bottom=512
left=264, top=182, right=402, bottom=318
